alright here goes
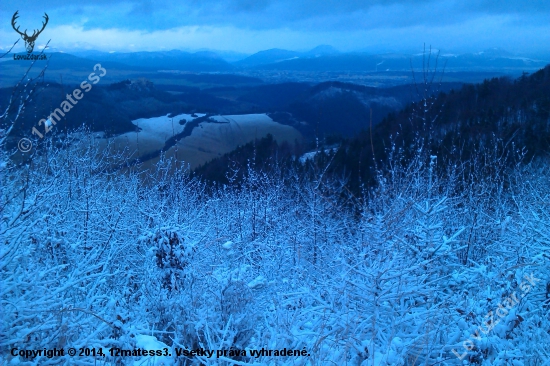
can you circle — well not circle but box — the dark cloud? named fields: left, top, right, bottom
left=129, top=0, right=155, bottom=16
left=1, top=0, right=548, bottom=54
left=1, top=0, right=547, bottom=29
left=459, top=0, right=550, bottom=14
left=1, top=0, right=548, bottom=32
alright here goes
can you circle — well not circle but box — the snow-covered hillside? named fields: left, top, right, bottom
left=2, top=132, right=548, bottom=365
left=87, top=113, right=301, bottom=171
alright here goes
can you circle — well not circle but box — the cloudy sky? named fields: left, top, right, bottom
left=1, top=0, right=549, bottom=55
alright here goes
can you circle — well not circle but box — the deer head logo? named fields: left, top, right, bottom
left=11, top=11, right=49, bottom=54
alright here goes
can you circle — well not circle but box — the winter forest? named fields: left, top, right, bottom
left=2, top=24, right=550, bottom=366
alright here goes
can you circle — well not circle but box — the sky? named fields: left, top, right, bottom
left=0, top=0, right=549, bottom=56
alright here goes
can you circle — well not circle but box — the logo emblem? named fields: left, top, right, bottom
left=11, top=11, right=49, bottom=54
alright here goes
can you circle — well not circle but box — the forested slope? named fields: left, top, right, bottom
left=196, top=65, right=550, bottom=194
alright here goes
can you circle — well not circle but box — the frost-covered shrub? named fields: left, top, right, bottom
left=140, top=226, right=194, bottom=291
left=1, top=124, right=548, bottom=365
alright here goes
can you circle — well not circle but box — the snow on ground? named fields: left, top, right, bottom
left=145, top=113, right=301, bottom=169
left=132, top=113, right=205, bottom=140
left=299, top=147, right=339, bottom=164
left=76, top=113, right=301, bottom=171
left=119, top=113, right=203, bottom=156
left=133, top=335, right=173, bottom=366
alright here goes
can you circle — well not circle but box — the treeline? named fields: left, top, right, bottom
left=193, top=134, right=305, bottom=185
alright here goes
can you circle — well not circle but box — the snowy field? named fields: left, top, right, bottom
left=86, top=113, right=301, bottom=171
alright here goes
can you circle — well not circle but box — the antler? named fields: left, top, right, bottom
left=11, top=11, right=26, bottom=37
left=29, top=13, right=49, bottom=40
left=11, top=11, right=49, bottom=41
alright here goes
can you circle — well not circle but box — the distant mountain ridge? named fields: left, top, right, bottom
left=234, top=45, right=341, bottom=67
left=234, top=48, right=302, bottom=67
left=303, top=45, right=340, bottom=57
left=242, top=50, right=549, bottom=72
left=5, top=46, right=546, bottom=78
left=70, top=49, right=234, bottom=72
